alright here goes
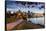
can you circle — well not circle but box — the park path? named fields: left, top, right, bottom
left=7, top=19, right=24, bottom=30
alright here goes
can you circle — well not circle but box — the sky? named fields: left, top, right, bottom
left=6, top=1, right=45, bottom=13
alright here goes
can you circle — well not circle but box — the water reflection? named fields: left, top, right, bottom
left=27, top=16, right=44, bottom=25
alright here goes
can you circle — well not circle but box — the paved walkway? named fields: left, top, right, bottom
left=7, top=19, right=23, bottom=30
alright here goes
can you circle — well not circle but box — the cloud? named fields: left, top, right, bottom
left=6, top=1, right=45, bottom=13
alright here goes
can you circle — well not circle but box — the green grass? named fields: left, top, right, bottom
left=6, top=17, right=16, bottom=24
